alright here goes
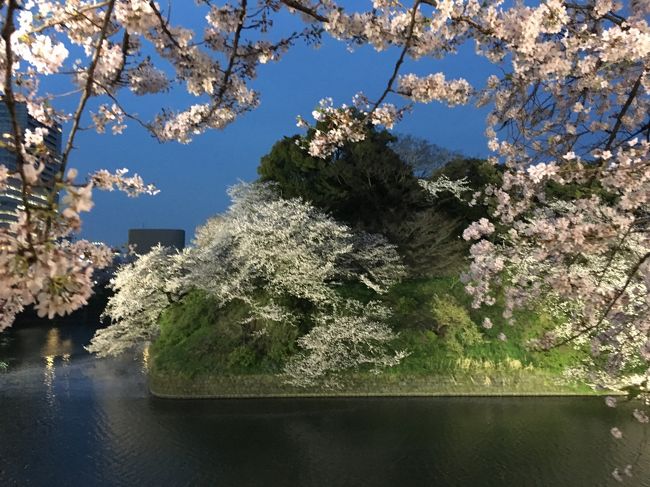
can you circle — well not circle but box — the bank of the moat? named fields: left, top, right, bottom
left=145, top=280, right=616, bottom=399
left=148, top=366, right=614, bottom=399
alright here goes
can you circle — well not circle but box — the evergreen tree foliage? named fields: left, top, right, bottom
left=259, top=130, right=495, bottom=276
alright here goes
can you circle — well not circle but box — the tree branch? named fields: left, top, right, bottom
left=604, top=74, right=643, bottom=152
left=2, top=0, right=36, bottom=250
left=280, top=0, right=329, bottom=23
left=46, top=0, right=117, bottom=234
left=368, top=0, right=421, bottom=116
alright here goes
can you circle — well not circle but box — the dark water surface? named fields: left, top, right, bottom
left=1, top=323, right=649, bottom=487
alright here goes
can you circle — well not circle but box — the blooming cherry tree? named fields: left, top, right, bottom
left=284, top=300, right=408, bottom=388
left=86, top=244, right=187, bottom=357
left=90, top=182, right=407, bottom=385
left=188, top=183, right=408, bottom=385
left=185, top=182, right=406, bottom=308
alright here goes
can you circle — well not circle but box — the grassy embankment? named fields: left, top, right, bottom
left=148, top=277, right=602, bottom=398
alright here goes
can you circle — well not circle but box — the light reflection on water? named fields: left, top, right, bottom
left=1, top=322, right=650, bottom=487
left=141, top=344, right=150, bottom=374
left=41, top=328, right=75, bottom=402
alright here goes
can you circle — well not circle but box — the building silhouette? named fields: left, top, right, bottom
left=0, top=102, right=62, bottom=227
left=128, top=228, right=186, bottom=254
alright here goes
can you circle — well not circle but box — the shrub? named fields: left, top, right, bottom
left=430, top=294, right=483, bottom=355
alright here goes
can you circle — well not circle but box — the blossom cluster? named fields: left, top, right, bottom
left=0, top=214, right=113, bottom=330
left=284, top=300, right=408, bottom=388
left=297, top=97, right=404, bottom=158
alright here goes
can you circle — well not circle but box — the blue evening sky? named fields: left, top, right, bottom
left=67, top=8, right=495, bottom=246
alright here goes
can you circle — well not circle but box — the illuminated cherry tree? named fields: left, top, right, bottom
left=188, top=182, right=407, bottom=385
left=185, top=182, right=406, bottom=307
left=86, top=244, right=187, bottom=357
left=89, top=182, right=407, bottom=384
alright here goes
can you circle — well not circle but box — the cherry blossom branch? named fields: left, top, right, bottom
left=188, top=0, right=250, bottom=133
left=28, top=1, right=112, bottom=35
left=280, top=0, right=329, bottom=23
left=107, top=31, right=130, bottom=89
left=451, top=15, right=495, bottom=37
left=617, top=121, right=650, bottom=148
left=60, top=0, right=117, bottom=172
left=148, top=0, right=183, bottom=50
left=44, top=0, right=117, bottom=235
left=214, top=0, right=248, bottom=104
left=563, top=2, right=625, bottom=26
left=604, top=74, right=644, bottom=152
left=368, top=0, right=421, bottom=117
left=102, top=90, right=152, bottom=133
left=148, top=0, right=249, bottom=134
left=554, top=251, right=650, bottom=348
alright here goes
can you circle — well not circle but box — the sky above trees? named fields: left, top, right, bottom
left=70, top=11, right=493, bottom=245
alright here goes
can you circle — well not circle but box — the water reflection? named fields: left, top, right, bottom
left=141, top=344, right=150, bottom=374
left=1, top=323, right=649, bottom=487
left=41, top=327, right=74, bottom=358
left=43, top=354, right=55, bottom=402
left=40, top=328, right=74, bottom=402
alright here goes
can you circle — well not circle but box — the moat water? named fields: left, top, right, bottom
left=1, top=322, right=649, bottom=486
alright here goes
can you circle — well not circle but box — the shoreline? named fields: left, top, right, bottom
left=149, top=390, right=621, bottom=399
left=148, top=370, right=622, bottom=400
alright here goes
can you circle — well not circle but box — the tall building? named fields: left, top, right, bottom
left=0, top=102, right=62, bottom=228
left=128, top=229, right=186, bottom=254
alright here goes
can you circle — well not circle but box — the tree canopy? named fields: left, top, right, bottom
left=259, top=128, right=497, bottom=276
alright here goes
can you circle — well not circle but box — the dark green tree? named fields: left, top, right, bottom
left=259, top=129, right=481, bottom=276
left=258, top=130, right=422, bottom=234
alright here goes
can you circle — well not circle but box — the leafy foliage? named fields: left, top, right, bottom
left=384, top=276, right=582, bottom=371
left=430, top=294, right=484, bottom=355
left=258, top=130, right=423, bottom=236
left=151, top=290, right=299, bottom=376
left=259, top=129, right=491, bottom=276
